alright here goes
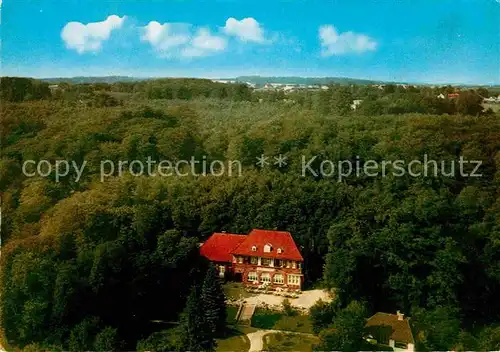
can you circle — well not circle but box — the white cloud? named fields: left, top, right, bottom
left=61, top=15, right=126, bottom=54
left=319, top=25, right=377, bottom=56
left=181, top=28, right=227, bottom=57
left=142, top=22, right=226, bottom=58
left=224, top=17, right=266, bottom=43
left=141, top=21, right=190, bottom=52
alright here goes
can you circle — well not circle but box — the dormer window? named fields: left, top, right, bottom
left=277, top=248, right=283, bottom=254
left=251, top=245, right=257, bottom=251
left=263, top=243, right=272, bottom=253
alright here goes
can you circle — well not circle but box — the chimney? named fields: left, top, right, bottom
left=396, top=310, right=404, bottom=321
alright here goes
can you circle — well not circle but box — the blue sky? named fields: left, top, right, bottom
left=1, top=0, right=499, bottom=84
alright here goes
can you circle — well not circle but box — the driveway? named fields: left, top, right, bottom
left=247, top=329, right=269, bottom=352
left=292, top=289, right=332, bottom=309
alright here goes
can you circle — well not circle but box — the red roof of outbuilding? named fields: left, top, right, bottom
left=231, top=229, right=303, bottom=261
left=200, top=233, right=247, bottom=263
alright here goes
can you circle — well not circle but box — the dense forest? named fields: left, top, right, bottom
left=1, top=77, right=500, bottom=350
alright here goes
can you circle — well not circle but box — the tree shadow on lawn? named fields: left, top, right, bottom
left=226, top=305, right=239, bottom=325
left=251, top=309, right=282, bottom=329
left=251, top=308, right=314, bottom=334
left=216, top=326, right=251, bottom=352
left=220, top=326, right=247, bottom=338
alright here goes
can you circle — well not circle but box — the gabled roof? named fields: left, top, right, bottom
left=200, top=233, right=247, bottom=263
left=231, top=229, right=303, bottom=261
left=365, top=312, right=415, bottom=345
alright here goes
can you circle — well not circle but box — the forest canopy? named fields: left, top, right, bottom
left=1, top=77, right=500, bottom=350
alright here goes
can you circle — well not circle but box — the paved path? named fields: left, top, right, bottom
left=246, top=329, right=315, bottom=352
left=238, top=303, right=256, bottom=324
left=247, top=329, right=269, bottom=352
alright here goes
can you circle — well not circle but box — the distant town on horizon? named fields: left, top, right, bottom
left=34, top=75, right=500, bottom=87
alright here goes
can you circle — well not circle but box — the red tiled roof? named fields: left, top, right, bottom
left=231, top=229, right=303, bottom=261
left=200, top=233, right=247, bottom=263
left=365, top=312, right=415, bottom=345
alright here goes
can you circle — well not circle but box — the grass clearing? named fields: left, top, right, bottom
left=216, top=327, right=250, bottom=352
left=226, top=305, right=239, bottom=325
left=263, top=332, right=320, bottom=352
left=251, top=308, right=314, bottom=334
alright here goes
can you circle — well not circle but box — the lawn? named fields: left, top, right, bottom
left=226, top=305, right=239, bottom=325
left=263, top=332, right=320, bottom=352
left=216, top=327, right=250, bottom=352
left=223, top=282, right=255, bottom=300
left=251, top=308, right=314, bottom=334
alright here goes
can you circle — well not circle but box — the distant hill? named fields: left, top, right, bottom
left=37, top=75, right=500, bottom=88
left=231, top=76, right=391, bottom=86
left=39, top=75, right=389, bottom=85
left=41, top=76, right=147, bottom=84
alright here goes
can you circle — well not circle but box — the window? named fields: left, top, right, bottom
left=260, top=273, right=271, bottom=283
left=251, top=245, right=257, bottom=251
left=264, top=244, right=272, bottom=253
left=292, top=261, right=296, bottom=269
left=277, top=248, right=283, bottom=254
left=248, top=272, right=258, bottom=282
left=275, top=259, right=283, bottom=267
left=262, top=258, right=271, bottom=266
left=273, top=274, right=284, bottom=284
left=286, top=261, right=291, bottom=268
left=250, top=256, right=258, bottom=265
left=288, top=274, right=301, bottom=285
left=237, top=256, right=243, bottom=264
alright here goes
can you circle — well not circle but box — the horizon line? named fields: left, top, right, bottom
left=5, top=74, right=499, bottom=87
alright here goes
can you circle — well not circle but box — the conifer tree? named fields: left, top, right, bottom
left=178, top=285, right=216, bottom=352
left=201, top=263, right=227, bottom=335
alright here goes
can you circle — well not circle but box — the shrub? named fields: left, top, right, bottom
left=282, top=298, right=297, bottom=316
left=309, top=299, right=337, bottom=334
left=136, top=328, right=181, bottom=352
left=94, top=326, right=119, bottom=351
